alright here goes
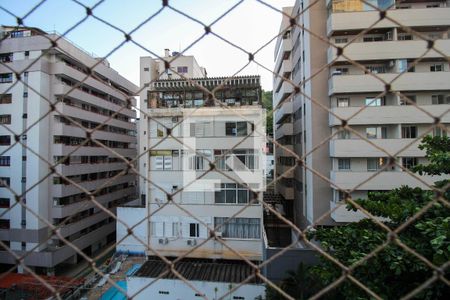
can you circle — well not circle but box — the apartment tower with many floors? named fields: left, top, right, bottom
left=117, top=53, right=266, bottom=261
left=273, top=0, right=450, bottom=228
left=0, top=26, right=138, bottom=274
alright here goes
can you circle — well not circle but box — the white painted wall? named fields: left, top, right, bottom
left=128, top=276, right=265, bottom=300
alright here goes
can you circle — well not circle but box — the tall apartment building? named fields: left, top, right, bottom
left=273, top=1, right=450, bottom=228
left=117, top=53, right=265, bottom=261
left=0, top=26, right=138, bottom=274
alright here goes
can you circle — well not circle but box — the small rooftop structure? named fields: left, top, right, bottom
left=133, top=257, right=261, bottom=284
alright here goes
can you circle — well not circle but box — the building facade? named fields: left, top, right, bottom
left=273, top=0, right=450, bottom=228
left=117, top=53, right=266, bottom=261
left=0, top=26, right=138, bottom=274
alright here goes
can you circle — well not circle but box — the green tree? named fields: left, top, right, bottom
left=262, top=90, right=273, bottom=136
left=268, top=136, right=450, bottom=299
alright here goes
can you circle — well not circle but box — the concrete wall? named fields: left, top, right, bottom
left=128, top=276, right=265, bottom=300
left=262, top=247, right=320, bottom=283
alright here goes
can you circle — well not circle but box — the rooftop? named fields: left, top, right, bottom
left=133, top=257, right=262, bottom=284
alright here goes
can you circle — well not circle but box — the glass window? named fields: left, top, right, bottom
left=367, top=157, right=388, bottom=171
left=432, top=95, right=450, bottom=105
left=189, top=223, right=199, bottom=237
left=401, top=126, right=417, bottom=138
left=430, top=64, right=443, bottom=72
left=400, top=95, right=416, bottom=105
left=338, top=158, right=351, bottom=170
left=214, top=217, right=260, bottom=239
left=366, top=127, right=377, bottom=139
left=402, top=157, right=417, bottom=170
left=365, top=97, right=384, bottom=106
left=337, top=98, right=350, bottom=107
left=338, top=129, right=350, bottom=139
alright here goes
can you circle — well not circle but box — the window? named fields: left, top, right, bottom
left=225, top=122, right=248, bottom=136
left=0, top=73, right=13, bottom=83
left=215, top=183, right=250, bottom=204
left=337, top=129, right=350, bottom=139
left=177, top=66, right=188, bottom=73
left=0, top=177, right=10, bottom=187
left=190, top=122, right=212, bottom=137
left=432, top=95, right=450, bottom=105
left=189, top=150, right=211, bottom=170
left=402, top=157, right=417, bottom=170
left=402, top=126, right=417, bottom=138
left=150, top=150, right=174, bottom=170
left=400, top=95, right=416, bottom=105
left=172, top=222, right=180, bottom=237
left=23, top=92, right=28, bottom=98
left=214, top=149, right=256, bottom=171
left=0, top=115, right=11, bottom=124
left=158, top=291, right=169, bottom=295
left=189, top=223, right=199, bottom=237
left=338, top=158, right=351, bottom=170
left=0, top=156, right=10, bottom=166
left=367, top=157, right=388, bottom=171
left=433, top=127, right=448, bottom=137
left=337, top=97, right=349, bottom=107
left=22, top=113, right=27, bottom=119
left=0, top=198, right=9, bottom=208
left=335, top=37, right=348, bottom=44
left=0, top=136, right=11, bottom=146
left=24, top=51, right=29, bottom=57
left=363, top=36, right=384, bottom=42
left=0, top=94, right=12, bottom=104
left=143, top=67, right=149, bottom=71
left=430, top=64, right=443, bottom=72
left=367, top=65, right=386, bottom=74
left=398, top=33, right=412, bottom=41
left=214, top=217, right=260, bottom=239
left=332, top=67, right=348, bottom=76
left=366, top=127, right=387, bottom=139
left=365, top=97, right=385, bottom=106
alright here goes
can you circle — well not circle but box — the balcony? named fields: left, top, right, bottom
left=274, top=100, right=293, bottom=124
left=329, top=139, right=425, bottom=157
left=329, top=104, right=450, bottom=126
left=328, top=72, right=450, bottom=95
left=275, top=122, right=293, bottom=140
left=330, top=171, right=446, bottom=190
left=327, top=7, right=450, bottom=36
left=273, top=80, right=294, bottom=108
left=328, top=39, right=450, bottom=63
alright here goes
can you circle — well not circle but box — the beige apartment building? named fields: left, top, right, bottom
left=117, top=52, right=266, bottom=261
left=0, top=26, right=138, bottom=274
left=273, top=0, right=450, bottom=228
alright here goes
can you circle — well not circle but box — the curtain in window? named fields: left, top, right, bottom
left=215, top=217, right=260, bottom=239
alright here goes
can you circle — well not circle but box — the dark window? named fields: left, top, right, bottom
left=402, top=126, right=417, bottom=138
left=0, top=94, right=12, bottom=104
left=402, top=157, right=418, bottom=170
left=0, top=198, right=9, bottom=208
left=0, top=73, right=13, bottom=83
left=0, top=177, right=10, bottom=187
left=189, top=223, right=199, bottom=237
left=0, top=115, right=11, bottom=124
left=0, top=136, right=11, bottom=145
left=0, top=156, right=10, bottom=166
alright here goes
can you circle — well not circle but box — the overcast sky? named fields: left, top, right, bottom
left=1, top=0, right=294, bottom=90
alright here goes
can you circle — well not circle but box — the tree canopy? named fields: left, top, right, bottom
left=268, top=136, right=450, bottom=299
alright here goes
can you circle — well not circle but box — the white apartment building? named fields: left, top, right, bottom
left=273, top=1, right=450, bottom=228
left=117, top=53, right=266, bottom=261
left=0, top=26, right=138, bottom=274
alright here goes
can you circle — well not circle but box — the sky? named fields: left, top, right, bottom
left=0, top=0, right=294, bottom=90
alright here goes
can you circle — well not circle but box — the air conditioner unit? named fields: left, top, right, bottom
left=158, top=238, right=169, bottom=245
left=187, top=239, right=197, bottom=246
left=215, top=231, right=223, bottom=238
left=388, top=60, right=395, bottom=68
